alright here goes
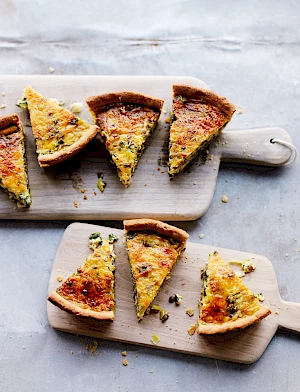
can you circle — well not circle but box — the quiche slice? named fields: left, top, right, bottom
left=23, top=86, right=98, bottom=167
left=0, top=114, right=31, bottom=207
left=198, top=251, right=271, bottom=334
left=124, top=219, right=189, bottom=320
left=86, top=92, right=164, bottom=187
left=169, top=84, right=236, bottom=176
left=48, top=233, right=116, bottom=320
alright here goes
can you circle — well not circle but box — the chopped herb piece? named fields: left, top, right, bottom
left=108, top=233, right=118, bottom=244
left=89, top=232, right=102, bottom=250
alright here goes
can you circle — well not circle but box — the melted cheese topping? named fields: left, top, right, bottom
left=24, top=86, right=91, bottom=155
left=96, top=104, right=160, bottom=186
left=199, top=252, right=262, bottom=325
left=0, top=127, right=31, bottom=205
left=169, top=96, right=229, bottom=175
left=126, top=231, right=183, bottom=319
left=57, top=239, right=115, bottom=312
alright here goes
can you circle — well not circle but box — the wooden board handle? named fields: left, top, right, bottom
left=220, top=127, right=293, bottom=166
left=278, top=300, right=300, bottom=334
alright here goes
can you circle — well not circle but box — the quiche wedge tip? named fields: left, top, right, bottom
left=169, top=84, right=236, bottom=176
left=124, top=219, right=188, bottom=320
left=0, top=113, right=31, bottom=207
left=198, top=251, right=271, bottom=335
left=24, top=85, right=99, bottom=167
left=87, top=92, right=164, bottom=187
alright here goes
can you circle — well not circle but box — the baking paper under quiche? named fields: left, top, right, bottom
left=0, top=114, right=31, bottom=207
left=124, top=219, right=189, bottom=320
left=87, top=92, right=164, bottom=187
left=198, top=251, right=271, bottom=334
left=169, top=84, right=236, bottom=176
left=48, top=233, right=116, bottom=320
left=23, top=86, right=98, bottom=167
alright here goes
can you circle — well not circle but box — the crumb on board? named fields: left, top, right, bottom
left=199, top=233, right=204, bottom=239
left=256, top=293, right=265, bottom=302
left=149, top=370, right=154, bottom=373
left=165, top=117, right=171, bottom=123
left=57, top=275, right=63, bottom=282
left=73, top=201, right=78, bottom=208
left=221, top=194, right=229, bottom=203
left=144, top=184, right=147, bottom=186
left=122, top=359, right=128, bottom=366
left=70, top=101, right=83, bottom=114
left=194, top=181, right=197, bottom=185
left=157, top=167, right=161, bottom=171
left=81, top=189, right=86, bottom=193
left=49, top=67, right=55, bottom=73
left=186, top=308, right=194, bottom=317
left=121, top=351, right=127, bottom=357
left=0, top=104, right=6, bottom=109
left=187, top=325, right=197, bottom=336
left=94, top=191, right=97, bottom=195
left=150, top=334, right=160, bottom=345
left=136, top=354, right=139, bottom=358
left=237, top=109, right=243, bottom=114
left=275, top=311, right=279, bottom=315
left=97, top=178, right=106, bottom=192
left=83, top=195, right=88, bottom=200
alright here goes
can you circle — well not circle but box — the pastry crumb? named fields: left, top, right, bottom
left=94, top=191, right=97, bottom=195
left=85, top=340, right=99, bottom=356
left=149, top=370, right=154, bottom=373
left=275, top=311, right=279, bottom=315
left=221, top=195, right=229, bottom=203
left=122, top=359, right=128, bottom=366
left=0, top=104, right=6, bottom=109
left=136, top=354, right=139, bottom=358
left=187, top=325, right=197, bottom=336
left=49, top=67, right=55, bottom=73
left=165, top=117, right=171, bottom=123
left=150, top=334, right=160, bottom=345
left=83, top=195, right=88, bottom=200
left=80, top=189, right=86, bottom=193
left=199, top=233, right=204, bottom=239
left=237, top=109, right=243, bottom=114
left=194, top=181, right=197, bottom=185
left=73, top=201, right=78, bottom=208
left=186, top=308, right=194, bottom=317
left=70, top=101, right=83, bottom=114
left=57, top=275, right=63, bottom=282
left=121, top=351, right=127, bottom=357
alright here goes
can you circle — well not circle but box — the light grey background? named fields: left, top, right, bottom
left=0, top=0, right=299, bottom=391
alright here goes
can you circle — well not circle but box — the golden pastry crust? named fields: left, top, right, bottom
left=38, top=125, right=98, bottom=167
left=173, top=84, right=236, bottom=117
left=124, top=219, right=189, bottom=243
left=198, top=307, right=271, bottom=334
left=86, top=91, right=164, bottom=115
left=198, top=251, right=271, bottom=335
left=0, top=113, right=31, bottom=206
left=48, top=291, right=114, bottom=320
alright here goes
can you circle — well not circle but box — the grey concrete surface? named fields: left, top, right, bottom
left=0, top=0, right=300, bottom=391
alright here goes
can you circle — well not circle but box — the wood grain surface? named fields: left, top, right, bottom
left=0, top=75, right=293, bottom=221
left=47, top=223, right=300, bottom=364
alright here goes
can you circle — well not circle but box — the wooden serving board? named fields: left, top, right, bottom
left=47, top=223, right=300, bottom=364
left=0, top=75, right=293, bottom=221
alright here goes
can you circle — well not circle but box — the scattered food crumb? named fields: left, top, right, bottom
left=136, top=354, right=139, bottom=358
left=256, top=293, right=265, bottom=302
left=187, top=325, right=197, bottom=336
left=94, top=191, right=97, bottom=195
left=80, top=189, right=86, bottom=194
left=73, top=201, right=78, bottom=208
left=194, top=181, right=197, bottom=185
left=186, top=308, right=194, bottom=317
left=139, top=332, right=142, bottom=335
left=165, top=117, right=171, bottom=123
left=199, top=233, right=204, bottom=239
left=150, top=334, right=160, bottom=345
left=0, top=104, right=6, bottom=109
left=237, top=109, right=243, bottom=114
left=83, top=195, right=88, bottom=200
left=230, top=259, right=256, bottom=274
left=221, top=195, right=229, bottom=203
left=85, top=340, right=99, bottom=356
left=285, top=253, right=289, bottom=257
left=70, top=102, right=83, bottom=114
left=159, top=309, right=169, bottom=322
left=149, top=370, right=154, bottom=373
left=121, top=351, right=127, bottom=357
left=1, top=92, right=5, bottom=96
left=161, top=170, right=165, bottom=173
left=163, top=110, right=167, bottom=114
left=97, top=178, right=106, bottom=192
left=49, top=67, right=55, bottom=73
left=275, top=311, right=279, bottom=315
left=57, top=275, right=63, bottom=282
left=157, top=167, right=161, bottom=171
left=122, top=359, right=128, bottom=366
